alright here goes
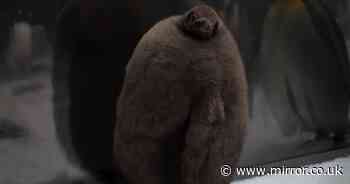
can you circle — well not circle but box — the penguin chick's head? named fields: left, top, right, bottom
left=126, top=4, right=238, bottom=95
left=179, top=5, right=220, bottom=40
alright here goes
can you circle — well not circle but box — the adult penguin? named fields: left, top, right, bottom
left=259, top=0, right=350, bottom=140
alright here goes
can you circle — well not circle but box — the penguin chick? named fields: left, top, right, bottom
left=113, top=5, right=248, bottom=184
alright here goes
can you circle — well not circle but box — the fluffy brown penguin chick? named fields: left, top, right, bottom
left=113, top=5, right=248, bottom=184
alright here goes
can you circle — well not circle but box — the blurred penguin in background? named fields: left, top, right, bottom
left=0, top=20, right=100, bottom=184
left=259, top=0, right=350, bottom=141
left=6, top=22, right=33, bottom=75
left=4, top=22, right=53, bottom=79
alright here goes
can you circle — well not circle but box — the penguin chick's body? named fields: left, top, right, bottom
left=113, top=5, right=248, bottom=184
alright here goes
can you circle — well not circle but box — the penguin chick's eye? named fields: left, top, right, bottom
left=194, top=18, right=206, bottom=27
left=186, top=11, right=197, bottom=24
